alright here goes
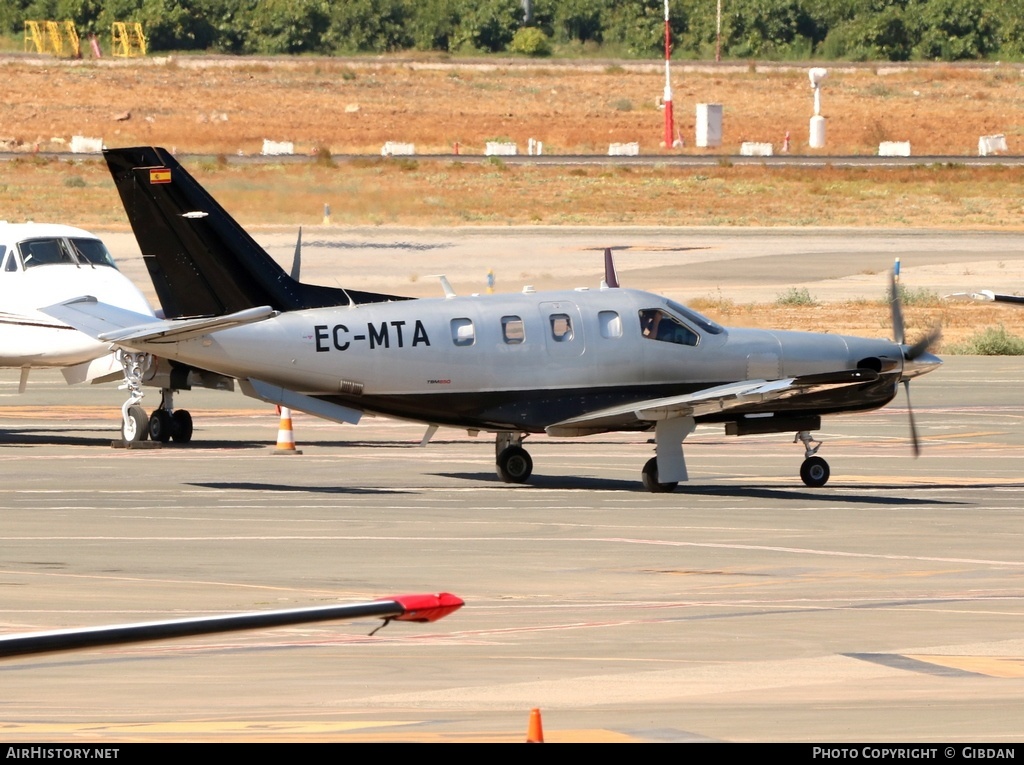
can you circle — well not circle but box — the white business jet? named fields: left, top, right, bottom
left=0, top=219, right=159, bottom=427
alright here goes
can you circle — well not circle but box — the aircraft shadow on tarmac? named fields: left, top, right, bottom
left=190, top=481, right=413, bottom=495
left=0, top=428, right=272, bottom=450
left=437, top=472, right=973, bottom=504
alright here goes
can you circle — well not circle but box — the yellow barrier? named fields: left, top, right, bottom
left=23, top=20, right=80, bottom=57
left=111, top=22, right=147, bottom=58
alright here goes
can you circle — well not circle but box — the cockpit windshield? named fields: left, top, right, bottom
left=638, top=300, right=725, bottom=348
left=69, top=238, right=117, bottom=268
left=17, top=237, right=118, bottom=270
left=665, top=299, right=724, bottom=335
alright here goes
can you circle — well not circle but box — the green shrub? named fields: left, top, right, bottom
left=509, top=27, right=551, bottom=56
left=946, top=325, right=1024, bottom=355
left=893, top=284, right=941, bottom=306
left=775, top=286, right=817, bottom=306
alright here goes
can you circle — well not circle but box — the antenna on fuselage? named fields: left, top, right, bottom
left=601, top=247, right=620, bottom=290
left=429, top=275, right=457, bottom=299
left=290, top=227, right=302, bottom=280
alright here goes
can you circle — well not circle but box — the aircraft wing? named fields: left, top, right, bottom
left=546, top=370, right=879, bottom=436
left=945, top=289, right=1024, bottom=305
left=41, top=296, right=276, bottom=346
left=0, top=592, right=463, bottom=658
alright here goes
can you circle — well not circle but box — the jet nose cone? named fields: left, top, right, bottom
left=901, top=351, right=942, bottom=381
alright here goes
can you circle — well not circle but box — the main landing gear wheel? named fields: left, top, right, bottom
left=123, top=405, right=148, bottom=443
left=642, top=457, right=678, bottom=493
left=148, top=408, right=195, bottom=443
left=149, top=409, right=173, bottom=442
left=172, top=410, right=193, bottom=443
left=496, top=446, right=533, bottom=483
left=800, top=456, right=830, bottom=487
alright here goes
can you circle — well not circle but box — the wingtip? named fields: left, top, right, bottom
left=387, top=592, right=465, bottom=623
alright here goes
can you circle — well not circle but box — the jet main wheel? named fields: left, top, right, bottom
left=123, top=405, right=149, bottom=443
left=149, top=409, right=173, bottom=442
left=641, top=457, right=678, bottom=493
left=171, top=410, right=193, bottom=443
left=800, top=455, right=830, bottom=487
left=496, top=446, right=533, bottom=483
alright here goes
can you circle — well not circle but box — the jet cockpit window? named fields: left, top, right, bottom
left=0, top=246, right=13, bottom=272
left=665, top=299, right=724, bottom=335
left=599, top=310, right=622, bottom=339
left=451, top=317, right=475, bottom=347
left=19, top=238, right=74, bottom=268
left=639, top=309, right=699, bottom=347
left=502, top=315, right=525, bottom=344
left=69, top=238, right=118, bottom=268
left=549, top=313, right=573, bottom=342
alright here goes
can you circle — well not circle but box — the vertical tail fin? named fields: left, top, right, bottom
left=103, top=147, right=407, bottom=318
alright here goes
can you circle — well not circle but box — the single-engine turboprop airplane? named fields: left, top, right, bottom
left=44, top=146, right=941, bottom=491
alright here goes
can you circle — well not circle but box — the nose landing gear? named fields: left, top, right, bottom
left=796, top=430, right=830, bottom=487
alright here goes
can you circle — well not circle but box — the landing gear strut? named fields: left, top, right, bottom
left=495, top=432, right=532, bottom=483
left=117, top=350, right=151, bottom=444
left=115, top=351, right=194, bottom=444
left=796, top=430, right=830, bottom=487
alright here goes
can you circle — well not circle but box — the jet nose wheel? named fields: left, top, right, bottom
left=122, top=405, right=149, bottom=443
left=642, top=457, right=678, bottom=493
left=496, top=446, right=533, bottom=483
left=800, top=456, right=830, bottom=487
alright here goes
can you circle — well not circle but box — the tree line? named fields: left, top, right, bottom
left=4, top=0, right=1023, bottom=62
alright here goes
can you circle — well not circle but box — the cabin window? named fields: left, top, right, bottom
left=450, top=317, right=475, bottom=347
left=69, top=238, right=117, bottom=268
left=549, top=313, right=573, bottom=342
left=502, top=315, right=525, bottom=344
left=18, top=238, right=73, bottom=268
left=599, top=310, right=622, bottom=339
left=639, top=309, right=699, bottom=347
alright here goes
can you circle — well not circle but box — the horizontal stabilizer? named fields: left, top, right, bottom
left=41, top=296, right=275, bottom=347
left=547, top=369, right=878, bottom=436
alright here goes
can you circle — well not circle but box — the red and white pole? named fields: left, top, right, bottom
left=662, top=0, right=674, bottom=149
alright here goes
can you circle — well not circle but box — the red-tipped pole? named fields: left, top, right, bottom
left=662, top=0, right=674, bottom=149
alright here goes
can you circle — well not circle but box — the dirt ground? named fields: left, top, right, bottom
left=2, top=54, right=1023, bottom=156
left=3, top=53, right=1024, bottom=349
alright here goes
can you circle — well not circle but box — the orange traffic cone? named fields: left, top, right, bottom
left=526, top=708, right=544, bottom=743
left=273, top=406, right=302, bottom=455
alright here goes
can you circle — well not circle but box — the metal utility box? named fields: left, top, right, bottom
left=696, top=103, right=723, bottom=148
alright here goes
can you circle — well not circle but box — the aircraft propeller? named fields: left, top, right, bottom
left=889, top=264, right=942, bottom=456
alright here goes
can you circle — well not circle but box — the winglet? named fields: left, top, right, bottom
left=387, top=592, right=464, bottom=623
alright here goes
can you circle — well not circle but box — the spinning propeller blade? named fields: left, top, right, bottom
left=889, top=260, right=941, bottom=457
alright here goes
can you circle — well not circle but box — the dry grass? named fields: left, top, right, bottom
left=10, top=157, right=1024, bottom=230
left=5, top=55, right=1024, bottom=349
left=3, top=57, right=1024, bottom=156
